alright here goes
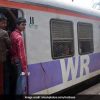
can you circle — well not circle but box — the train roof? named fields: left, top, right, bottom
left=9, top=0, right=100, bottom=18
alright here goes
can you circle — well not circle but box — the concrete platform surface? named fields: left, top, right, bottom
left=78, top=83, right=100, bottom=95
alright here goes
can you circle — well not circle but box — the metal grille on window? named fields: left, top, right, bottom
left=78, top=22, right=93, bottom=54
left=51, top=19, right=74, bottom=59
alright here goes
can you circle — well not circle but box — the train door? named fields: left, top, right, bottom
left=0, top=7, right=25, bottom=95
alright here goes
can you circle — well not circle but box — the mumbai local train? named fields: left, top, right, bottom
left=0, top=0, right=100, bottom=95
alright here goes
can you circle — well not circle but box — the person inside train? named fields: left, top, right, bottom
left=0, top=13, right=11, bottom=95
left=10, top=17, right=28, bottom=95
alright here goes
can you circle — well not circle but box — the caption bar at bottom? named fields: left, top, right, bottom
left=24, top=96, right=76, bottom=99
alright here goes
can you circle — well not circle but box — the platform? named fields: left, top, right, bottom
left=78, top=83, right=100, bottom=95
left=76, top=83, right=100, bottom=100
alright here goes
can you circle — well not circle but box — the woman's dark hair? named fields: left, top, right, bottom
left=16, top=17, right=26, bottom=25
left=0, top=13, right=7, bottom=21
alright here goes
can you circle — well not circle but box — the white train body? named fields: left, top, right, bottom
left=0, top=0, right=100, bottom=94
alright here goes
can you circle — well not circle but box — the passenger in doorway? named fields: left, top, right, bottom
left=2, top=17, right=7, bottom=30
left=10, top=17, right=27, bottom=95
left=0, top=13, right=11, bottom=95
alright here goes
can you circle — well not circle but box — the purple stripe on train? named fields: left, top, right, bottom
left=28, top=53, right=100, bottom=94
left=89, top=53, right=100, bottom=72
left=65, top=53, right=100, bottom=81
left=28, top=60, right=62, bottom=94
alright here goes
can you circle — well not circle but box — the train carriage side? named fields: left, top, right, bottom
left=0, top=0, right=100, bottom=95
left=23, top=5, right=100, bottom=94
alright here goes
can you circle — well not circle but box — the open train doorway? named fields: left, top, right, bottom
left=0, top=7, right=24, bottom=34
left=0, top=7, right=24, bottom=95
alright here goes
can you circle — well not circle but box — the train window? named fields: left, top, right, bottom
left=77, top=22, right=94, bottom=55
left=50, top=19, right=74, bottom=59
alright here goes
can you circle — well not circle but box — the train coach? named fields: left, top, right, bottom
left=0, top=0, right=100, bottom=95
